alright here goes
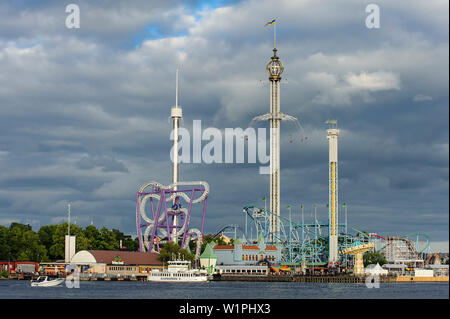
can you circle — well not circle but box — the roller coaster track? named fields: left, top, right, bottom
left=212, top=224, right=248, bottom=242
left=136, top=181, right=209, bottom=260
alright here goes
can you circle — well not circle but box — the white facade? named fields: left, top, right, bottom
left=216, top=265, right=269, bottom=275
left=414, top=269, right=434, bottom=277
left=70, top=250, right=97, bottom=264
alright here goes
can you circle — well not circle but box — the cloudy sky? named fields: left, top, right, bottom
left=0, top=0, right=448, bottom=252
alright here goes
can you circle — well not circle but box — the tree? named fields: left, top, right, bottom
left=97, top=227, right=118, bottom=250
left=158, top=242, right=195, bottom=264
left=83, top=225, right=101, bottom=250
left=363, top=251, right=387, bottom=267
left=121, top=236, right=139, bottom=251
left=49, top=223, right=89, bottom=260
left=6, top=223, right=48, bottom=262
left=0, top=225, right=11, bottom=261
left=38, top=225, right=57, bottom=258
left=16, top=230, right=48, bottom=262
left=1, top=221, right=139, bottom=262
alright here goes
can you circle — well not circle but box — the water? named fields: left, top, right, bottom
left=0, top=280, right=448, bottom=299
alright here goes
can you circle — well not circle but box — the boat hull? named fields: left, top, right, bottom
left=147, top=275, right=208, bottom=282
left=31, top=278, right=65, bottom=287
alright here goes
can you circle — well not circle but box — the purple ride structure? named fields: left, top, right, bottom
left=136, top=181, right=209, bottom=259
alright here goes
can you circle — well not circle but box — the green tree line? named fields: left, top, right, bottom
left=0, top=222, right=139, bottom=262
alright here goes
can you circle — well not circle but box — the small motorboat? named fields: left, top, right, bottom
left=31, top=276, right=65, bottom=287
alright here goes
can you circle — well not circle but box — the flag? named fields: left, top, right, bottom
left=264, top=19, right=276, bottom=27
left=286, top=205, right=291, bottom=209
left=262, top=196, right=266, bottom=201
left=342, top=203, right=347, bottom=207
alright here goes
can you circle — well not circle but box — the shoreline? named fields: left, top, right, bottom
left=2, top=275, right=448, bottom=283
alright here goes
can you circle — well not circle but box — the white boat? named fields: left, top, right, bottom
left=31, top=276, right=65, bottom=287
left=147, top=260, right=208, bottom=282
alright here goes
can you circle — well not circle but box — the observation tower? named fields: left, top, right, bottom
left=170, top=69, right=182, bottom=243
left=252, top=21, right=298, bottom=242
left=267, top=46, right=283, bottom=243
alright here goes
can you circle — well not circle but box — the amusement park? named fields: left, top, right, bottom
left=132, top=35, right=445, bottom=281
left=0, top=1, right=448, bottom=307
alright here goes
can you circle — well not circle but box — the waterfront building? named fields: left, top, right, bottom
left=215, top=265, right=269, bottom=276
left=213, top=240, right=281, bottom=266
left=69, top=250, right=163, bottom=280
left=0, top=261, right=39, bottom=274
left=414, top=268, right=434, bottom=277
left=382, top=263, right=407, bottom=276
left=39, top=262, right=69, bottom=276
left=426, top=264, right=449, bottom=277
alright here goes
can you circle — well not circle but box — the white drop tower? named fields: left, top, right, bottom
left=327, top=120, right=340, bottom=266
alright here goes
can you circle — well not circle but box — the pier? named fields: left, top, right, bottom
left=212, top=274, right=448, bottom=283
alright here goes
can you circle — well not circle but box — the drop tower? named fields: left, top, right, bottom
left=327, top=120, right=340, bottom=267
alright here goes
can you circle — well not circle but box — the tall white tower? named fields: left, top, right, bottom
left=267, top=47, right=284, bottom=242
left=327, top=120, right=339, bottom=266
left=65, top=203, right=76, bottom=262
left=253, top=23, right=297, bottom=243
left=170, top=69, right=182, bottom=243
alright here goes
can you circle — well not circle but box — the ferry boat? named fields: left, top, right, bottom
left=147, top=260, right=208, bottom=282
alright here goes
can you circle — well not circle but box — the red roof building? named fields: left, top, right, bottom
left=71, top=250, right=163, bottom=266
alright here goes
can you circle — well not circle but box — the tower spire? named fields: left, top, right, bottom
left=273, top=20, right=276, bottom=49
left=170, top=69, right=183, bottom=243
left=175, top=68, right=179, bottom=108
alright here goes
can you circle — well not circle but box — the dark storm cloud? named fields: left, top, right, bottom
left=0, top=0, right=448, bottom=251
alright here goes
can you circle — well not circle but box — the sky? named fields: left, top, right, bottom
left=0, top=0, right=448, bottom=252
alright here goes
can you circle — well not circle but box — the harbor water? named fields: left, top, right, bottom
left=0, top=280, right=447, bottom=299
